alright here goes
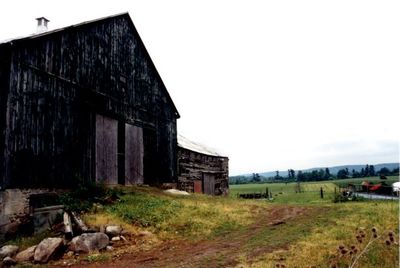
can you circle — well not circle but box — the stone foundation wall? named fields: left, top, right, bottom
left=0, top=189, right=60, bottom=237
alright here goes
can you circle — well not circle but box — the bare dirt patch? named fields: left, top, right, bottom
left=54, top=205, right=316, bottom=268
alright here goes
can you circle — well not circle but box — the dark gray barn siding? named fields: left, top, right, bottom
left=0, top=14, right=178, bottom=188
left=0, top=45, right=11, bottom=188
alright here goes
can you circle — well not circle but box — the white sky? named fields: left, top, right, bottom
left=1, top=0, right=399, bottom=175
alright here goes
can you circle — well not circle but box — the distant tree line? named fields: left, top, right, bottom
left=336, top=165, right=399, bottom=179
left=295, top=168, right=331, bottom=182
left=336, top=164, right=376, bottom=179
left=229, top=165, right=399, bottom=185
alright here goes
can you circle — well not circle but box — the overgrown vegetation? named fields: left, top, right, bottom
left=59, top=181, right=121, bottom=212
left=329, top=227, right=398, bottom=268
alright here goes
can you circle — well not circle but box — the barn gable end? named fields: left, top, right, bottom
left=0, top=13, right=178, bottom=189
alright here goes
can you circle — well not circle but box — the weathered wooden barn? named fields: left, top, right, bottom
left=0, top=13, right=179, bottom=189
left=177, top=135, right=229, bottom=195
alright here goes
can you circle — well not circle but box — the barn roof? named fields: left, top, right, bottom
left=178, top=134, right=226, bottom=157
left=0, top=12, right=130, bottom=44
left=0, top=12, right=180, bottom=118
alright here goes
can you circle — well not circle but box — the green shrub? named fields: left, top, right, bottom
left=333, top=193, right=365, bottom=203
left=59, top=180, right=121, bottom=212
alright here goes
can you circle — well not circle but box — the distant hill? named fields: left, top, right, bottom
left=236, top=163, right=399, bottom=178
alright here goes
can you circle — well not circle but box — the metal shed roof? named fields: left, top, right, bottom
left=178, top=134, right=226, bottom=157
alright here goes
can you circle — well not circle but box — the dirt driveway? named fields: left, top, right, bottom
left=57, top=206, right=316, bottom=268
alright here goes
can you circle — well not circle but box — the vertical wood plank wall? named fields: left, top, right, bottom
left=0, top=46, right=11, bottom=188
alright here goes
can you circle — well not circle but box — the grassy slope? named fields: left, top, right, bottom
left=84, top=186, right=259, bottom=240
left=8, top=179, right=397, bottom=267
left=82, top=183, right=399, bottom=267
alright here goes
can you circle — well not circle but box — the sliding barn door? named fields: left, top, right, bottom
left=125, top=124, right=144, bottom=184
left=95, top=114, right=118, bottom=184
left=203, top=173, right=216, bottom=195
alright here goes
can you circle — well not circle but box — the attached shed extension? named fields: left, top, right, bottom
left=177, top=135, right=229, bottom=195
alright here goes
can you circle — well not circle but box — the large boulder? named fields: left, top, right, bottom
left=69, top=233, right=109, bottom=253
left=0, top=245, right=19, bottom=259
left=34, top=237, right=64, bottom=263
left=15, top=245, right=36, bottom=262
left=105, top=225, right=122, bottom=236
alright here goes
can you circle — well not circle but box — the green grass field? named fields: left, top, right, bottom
left=230, top=176, right=399, bottom=204
left=230, top=181, right=336, bottom=204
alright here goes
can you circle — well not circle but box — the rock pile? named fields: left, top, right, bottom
left=0, top=215, right=126, bottom=266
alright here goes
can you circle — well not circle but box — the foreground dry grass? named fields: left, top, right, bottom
left=65, top=205, right=315, bottom=268
left=247, top=202, right=399, bottom=267
left=56, top=186, right=398, bottom=267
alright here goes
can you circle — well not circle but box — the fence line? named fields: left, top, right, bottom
left=236, top=185, right=399, bottom=201
left=237, top=187, right=331, bottom=199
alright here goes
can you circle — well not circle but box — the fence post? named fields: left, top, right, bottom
left=320, top=187, right=324, bottom=199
